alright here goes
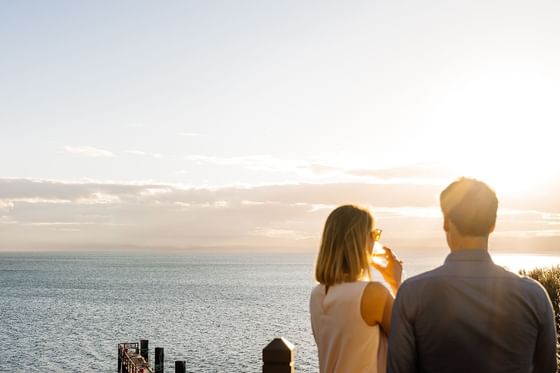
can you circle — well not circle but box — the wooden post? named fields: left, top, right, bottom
left=118, top=345, right=122, bottom=373
left=175, top=361, right=186, bottom=373
left=263, top=337, right=295, bottom=373
left=140, top=339, right=149, bottom=362
left=155, top=347, right=164, bottom=373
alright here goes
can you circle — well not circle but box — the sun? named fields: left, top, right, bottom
left=448, top=151, right=540, bottom=198
left=424, top=68, right=560, bottom=197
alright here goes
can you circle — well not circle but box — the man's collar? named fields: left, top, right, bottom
left=444, top=249, right=493, bottom=264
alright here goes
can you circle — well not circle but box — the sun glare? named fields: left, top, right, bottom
left=493, top=254, right=560, bottom=273
left=452, top=157, right=537, bottom=197
left=428, top=68, right=560, bottom=196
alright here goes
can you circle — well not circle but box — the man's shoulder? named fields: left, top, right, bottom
left=400, top=265, right=448, bottom=286
left=491, top=266, right=550, bottom=297
left=515, top=274, right=550, bottom=297
left=399, top=264, right=549, bottom=298
left=395, top=265, right=448, bottom=298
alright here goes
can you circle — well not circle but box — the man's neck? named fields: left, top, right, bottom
left=449, top=235, right=489, bottom=252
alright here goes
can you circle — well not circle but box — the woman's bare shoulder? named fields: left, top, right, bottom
left=363, top=281, right=391, bottom=297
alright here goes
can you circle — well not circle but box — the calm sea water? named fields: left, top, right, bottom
left=1, top=250, right=558, bottom=372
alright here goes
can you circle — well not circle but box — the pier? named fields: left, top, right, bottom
left=118, top=337, right=295, bottom=372
left=118, top=341, right=154, bottom=373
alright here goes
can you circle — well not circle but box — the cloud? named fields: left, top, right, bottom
left=300, top=164, right=344, bottom=175
left=139, top=188, right=173, bottom=197
left=184, top=154, right=349, bottom=176
left=64, top=146, right=114, bottom=158
left=299, top=162, right=458, bottom=184
left=374, top=206, right=442, bottom=219
left=0, top=178, right=558, bottom=252
left=1, top=197, right=71, bottom=204
left=251, top=228, right=312, bottom=240
left=76, top=192, right=122, bottom=205
left=184, top=155, right=458, bottom=185
left=125, top=150, right=163, bottom=159
left=0, top=200, right=15, bottom=211
left=346, top=163, right=456, bottom=180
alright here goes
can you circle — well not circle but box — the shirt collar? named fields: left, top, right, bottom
left=444, top=249, right=493, bottom=264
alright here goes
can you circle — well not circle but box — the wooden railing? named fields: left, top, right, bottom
left=118, top=341, right=153, bottom=373
left=118, top=337, right=295, bottom=372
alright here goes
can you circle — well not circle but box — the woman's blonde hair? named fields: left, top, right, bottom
left=315, top=204, right=373, bottom=287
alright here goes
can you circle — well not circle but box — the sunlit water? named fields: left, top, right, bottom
left=492, top=254, right=560, bottom=273
left=0, top=250, right=558, bottom=372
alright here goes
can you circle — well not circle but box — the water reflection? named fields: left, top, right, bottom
left=492, top=254, right=560, bottom=273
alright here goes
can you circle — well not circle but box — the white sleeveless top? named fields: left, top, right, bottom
left=310, top=281, right=387, bottom=373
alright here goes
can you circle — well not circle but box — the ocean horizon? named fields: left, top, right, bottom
left=1, top=249, right=559, bottom=372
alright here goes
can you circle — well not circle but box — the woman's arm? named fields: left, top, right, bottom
left=362, top=246, right=403, bottom=334
left=370, top=246, right=403, bottom=296
left=360, top=282, right=394, bottom=334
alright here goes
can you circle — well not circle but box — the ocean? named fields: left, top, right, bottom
left=1, top=250, right=558, bottom=372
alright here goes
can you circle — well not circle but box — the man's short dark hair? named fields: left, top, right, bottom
left=440, top=177, right=498, bottom=236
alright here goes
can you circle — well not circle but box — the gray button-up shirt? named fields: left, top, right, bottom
left=388, top=249, right=557, bottom=373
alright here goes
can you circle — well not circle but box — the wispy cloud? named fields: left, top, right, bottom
left=64, top=146, right=114, bottom=158
left=251, top=228, right=312, bottom=240
left=347, top=163, right=455, bottom=179
left=76, top=192, right=121, bottom=205
left=0, top=200, right=14, bottom=211
left=184, top=155, right=455, bottom=185
left=300, top=162, right=456, bottom=184
left=374, top=206, right=442, bottom=219
left=125, top=150, right=163, bottom=159
left=1, top=197, right=71, bottom=204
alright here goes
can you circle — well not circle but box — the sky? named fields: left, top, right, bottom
left=1, top=0, right=560, bottom=252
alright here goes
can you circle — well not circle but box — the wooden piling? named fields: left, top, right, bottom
left=175, top=360, right=186, bottom=373
left=155, top=347, right=164, bottom=373
left=140, top=339, right=149, bottom=362
left=118, top=345, right=122, bottom=373
left=263, top=338, right=295, bottom=373
left=118, top=338, right=298, bottom=372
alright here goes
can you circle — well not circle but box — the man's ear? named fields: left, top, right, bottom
left=443, top=215, right=450, bottom=232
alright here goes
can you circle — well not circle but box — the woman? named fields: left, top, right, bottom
left=310, top=205, right=403, bottom=373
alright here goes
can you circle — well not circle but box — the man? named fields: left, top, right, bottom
left=388, top=177, right=557, bottom=373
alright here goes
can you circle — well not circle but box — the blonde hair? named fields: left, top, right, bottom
left=315, top=205, right=373, bottom=288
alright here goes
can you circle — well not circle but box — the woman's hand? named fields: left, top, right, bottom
left=371, top=246, right=403, bottom=295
